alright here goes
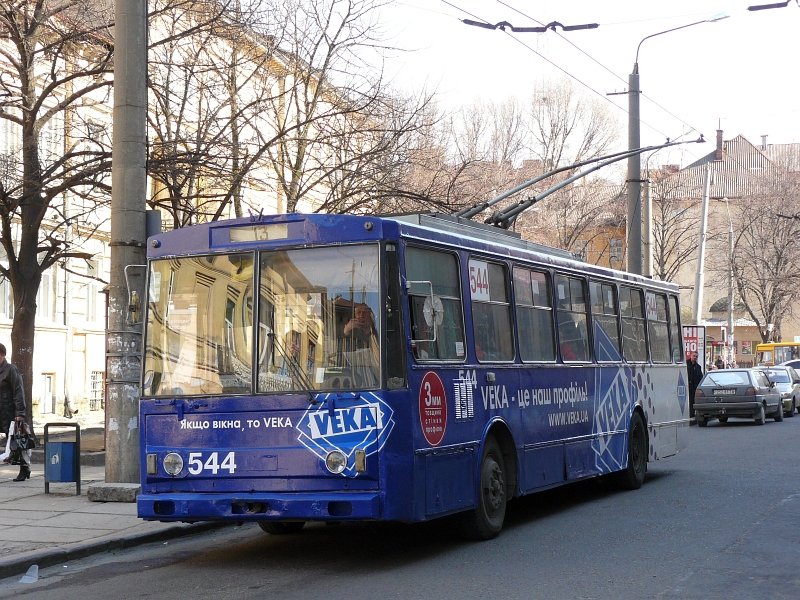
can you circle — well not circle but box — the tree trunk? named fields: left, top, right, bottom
left=9, top=260, right=40, bottom=426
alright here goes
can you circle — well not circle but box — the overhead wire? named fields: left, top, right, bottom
left=441, top=0, right=626, bottom=119
left=495, top=0, right=705, bottom=143
left=441, top=0, right=707, bottom=144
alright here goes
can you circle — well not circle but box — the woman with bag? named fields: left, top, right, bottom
left=0, top=342, right=30, bottom=481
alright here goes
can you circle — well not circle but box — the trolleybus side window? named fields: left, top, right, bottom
left=470, top=259, right=514, bottom=361
left=620, top=286, right=647, bottom=362
left=589, top=280, right=621, bottom=361
left=646, top=292, right=671, bottom=363
left=513, top=267, right=556, bottom=362
left=555, top=274, right=590, bottom=362
left=406, top=246, right=465, bottom=361
left=668, top=295, right=682, bottom=362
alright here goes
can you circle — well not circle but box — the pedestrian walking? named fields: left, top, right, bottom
left=686, top=351, right=704, bottom=418
left=0, top=342, right=31, bottom=481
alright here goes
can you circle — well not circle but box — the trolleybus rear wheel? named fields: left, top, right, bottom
left=258, top=521, right=306, bottom=535
left=613, top=412, right=646, bottom=490
left=462, top=437, right=507, bottom=540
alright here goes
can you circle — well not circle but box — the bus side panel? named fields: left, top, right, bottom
left=521, top=445, right=564, bottom=492
left=638, top=364, right=689, bottom=460
left=423, top=448, right=476, bottom=516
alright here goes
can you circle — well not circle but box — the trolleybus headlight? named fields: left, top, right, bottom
left=163, top=452, right=184, bottom=476
left=325, top=450, right=347, bottom=474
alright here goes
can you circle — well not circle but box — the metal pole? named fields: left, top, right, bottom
left=693, top=164, right=712, bottom=324
left=106, top=0, right=147, bottom=483
left=726, top=200, right=735, bottom=366
left=626, top=14, right=729, bottom=276
left=626, top=64, right=642, bottom=275
left=643, top=174, right=653, bottom=278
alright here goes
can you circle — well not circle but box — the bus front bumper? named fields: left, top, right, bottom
left=137, top=491, right=383, bottom=523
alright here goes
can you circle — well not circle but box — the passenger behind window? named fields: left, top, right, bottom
left=343, top=305, right=377, bottom=349
left=342, top=304, right=379, bottom=386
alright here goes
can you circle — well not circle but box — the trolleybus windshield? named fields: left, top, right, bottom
left=143, top=244, right=381, bottom=396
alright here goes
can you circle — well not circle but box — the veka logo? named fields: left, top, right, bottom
left=592, top=366, right=632, bottom=472
left=676, top=370, right=687, bottom=415
left=296, top=392, right=395, bottom=477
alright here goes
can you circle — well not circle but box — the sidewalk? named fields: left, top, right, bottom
left=0, top=462, right=222, bottom=580
left=0, top=413, right=222, bottom=580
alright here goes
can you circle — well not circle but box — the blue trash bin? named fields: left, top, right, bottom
left=44, top=423, right=81, bottom=495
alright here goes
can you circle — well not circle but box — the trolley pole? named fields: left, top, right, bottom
left=105, top=0, right=147, bottom=483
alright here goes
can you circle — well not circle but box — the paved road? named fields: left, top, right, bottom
left=3, top=416, right=800, bottom=599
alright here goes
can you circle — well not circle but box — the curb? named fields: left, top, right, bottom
left=0, top=522, right=227, bottom=580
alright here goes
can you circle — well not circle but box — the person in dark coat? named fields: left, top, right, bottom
left=686, top=351, right=704, bottom=418
left=0, top=342, right=29, bottom=480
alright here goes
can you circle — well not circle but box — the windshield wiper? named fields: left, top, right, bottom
left=267, top=332, right=317, bottom=403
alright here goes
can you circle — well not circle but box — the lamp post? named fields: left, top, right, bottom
left=627, top=15, right=729, bottom=275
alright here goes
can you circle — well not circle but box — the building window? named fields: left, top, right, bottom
left=36, top=269, right=57, bottom=321
left=90, top=370, right=105, bottom=411
left=610, top=238, right=623, bottom=263
left=0, top=276, right=12, bottom=319
left=40, top=373, right=56, bottom=414
left=86, top=259, right=101, bottom=323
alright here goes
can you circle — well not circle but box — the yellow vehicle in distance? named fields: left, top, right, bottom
left=755, top=342, right=800, bottom=367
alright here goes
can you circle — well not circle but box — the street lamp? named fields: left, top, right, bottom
left=627, top=14, right=729, bottom=275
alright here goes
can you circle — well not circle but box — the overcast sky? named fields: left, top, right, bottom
left=378, top=0, right=799, bottom=166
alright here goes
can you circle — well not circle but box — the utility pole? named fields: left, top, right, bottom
left=626, top=63, right=642, bottom=275
left=725, top=198, right=735, bottom=366
left=627, top=14, right=729, bottom=276
left=693, top=164, right=711, bottom=324
left=643, top=175, right=653, bottom=278
left=105, top=0, right=148, bottom=483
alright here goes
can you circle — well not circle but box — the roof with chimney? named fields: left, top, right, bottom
left=663, top=132, right=799, bottom=200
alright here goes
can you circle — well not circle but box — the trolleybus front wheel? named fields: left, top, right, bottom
left=613, top=411, right=646, bottom=490
left=462, top=437, right=507, bottom=540
left=258, top=521, right=306, bottom=535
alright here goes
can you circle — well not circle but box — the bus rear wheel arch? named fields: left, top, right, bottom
left=461, top=429, right=517, bottom=540
left=613, top=410, right=647, bottom=490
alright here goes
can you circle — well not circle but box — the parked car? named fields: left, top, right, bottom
left=694, top=368, right=782, bottom=426
left=759, top=366, right=800, bottom=416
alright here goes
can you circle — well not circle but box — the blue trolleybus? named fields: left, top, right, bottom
left=137, top=212, right=689, bottom=539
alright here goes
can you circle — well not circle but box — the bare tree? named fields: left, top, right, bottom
left=730, top=192, right=800, bottom=341
left=147, top=0, right=437, bottom=222
left=0, top=1, right=114, bottom=420
left=649, top=171, right=700, bottom=281
left=527, top=79, right=617, bottom=171
left=517, top=180, right=625, bottom=261
left=247, top=0, right=433, bottom=214
left=514, top=79, right=621, bottom=256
